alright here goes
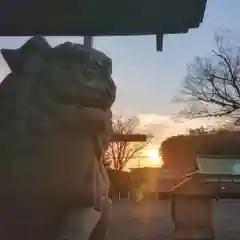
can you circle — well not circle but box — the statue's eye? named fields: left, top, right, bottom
left=96, top=60, right=104, bottom=67
left=96, top=59, right=112, bottom=75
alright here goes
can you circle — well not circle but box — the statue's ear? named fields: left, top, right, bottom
left=21, top=36, right=51, bottom=54
left=1, top=49, right=22, bottom=73
left=1, top=36, right=51, bottom=74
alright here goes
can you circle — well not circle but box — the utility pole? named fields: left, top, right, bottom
left=83, top=35, right=147, bottom=169
left=137, top=157, right=141, bottom=168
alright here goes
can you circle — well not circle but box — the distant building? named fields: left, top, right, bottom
left=107, top=169, right=130, bottom=200
left=106, top=167, right=186, bottom=200
left=130, top=167, right=186, bottom=199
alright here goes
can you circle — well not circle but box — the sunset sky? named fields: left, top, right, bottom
left=0, top=0, right=239, bottom=167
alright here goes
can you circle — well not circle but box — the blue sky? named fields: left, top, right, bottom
left=0, top=0, right=239, bottom=166
left=1, top=0, right=239, bottom=115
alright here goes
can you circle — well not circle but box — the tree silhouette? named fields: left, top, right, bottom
left=160, top=127, right=240, bottom=173
left=103, top=116, right=151, bottom=170
left=177, top=31, right=240, bottom=119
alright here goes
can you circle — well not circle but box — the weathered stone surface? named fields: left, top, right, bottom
left=0, top=36, right=116, bottom=135
left=0, top=36, right=116, bottom=239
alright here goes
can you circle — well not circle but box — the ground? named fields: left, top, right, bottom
left=107, top=200, right=240, bottom=240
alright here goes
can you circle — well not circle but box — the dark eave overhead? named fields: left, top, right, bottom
left=0, top=0, right=207, bottom=36
left=0, top=0, right=207, bottom=51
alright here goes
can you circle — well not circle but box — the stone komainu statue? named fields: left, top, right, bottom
left=0, top=36, right=116, bottom=240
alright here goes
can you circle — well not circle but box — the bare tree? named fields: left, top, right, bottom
left=103, top=116, right=151, bottom=170
left=177, top=32, right=240, bottom=119
left=102, top=152, right=112, bottom=169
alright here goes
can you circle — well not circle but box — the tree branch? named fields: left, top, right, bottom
left=103, top=116, right=151, bottom=170
left=176, top=32, right=240, bottom=119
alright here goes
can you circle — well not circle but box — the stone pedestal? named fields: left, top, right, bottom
left=171, top=195, right=214, bottom=240
left=170, top=176, right=214, bottom=240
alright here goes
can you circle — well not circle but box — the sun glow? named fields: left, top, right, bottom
left=148, top=149, right=160, bottom=165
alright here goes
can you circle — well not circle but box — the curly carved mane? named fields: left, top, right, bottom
left=0, top=36, right=116, bottom=140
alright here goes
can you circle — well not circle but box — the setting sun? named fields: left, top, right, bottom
left=148, top=149, right=160, bottom=164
